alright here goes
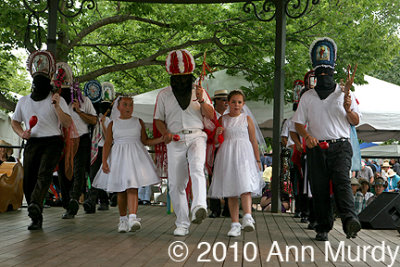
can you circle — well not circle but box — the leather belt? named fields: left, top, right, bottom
left=319, top=138, right=349, bottom=144
left=177, top=129, right=202, bottom=135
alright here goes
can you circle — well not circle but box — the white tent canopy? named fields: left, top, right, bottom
left=133, top=71, right=400, bottom=142
left=361, top=145, right=400, bottom=158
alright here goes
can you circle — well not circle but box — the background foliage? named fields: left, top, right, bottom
left=0, top=0, right=398, bottom=107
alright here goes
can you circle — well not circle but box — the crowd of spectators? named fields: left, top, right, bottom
left=352, top=158, right=400, bottom=214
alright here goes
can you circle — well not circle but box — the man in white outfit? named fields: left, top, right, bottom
left=154, top=49, right=214, bottom=236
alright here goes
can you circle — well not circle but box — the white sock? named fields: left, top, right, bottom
left=243, top=213, right=253, bottom=220
left=129, top=214, right=137, bottom=219
left=231, top=222, right=241, bottom=228
left=120, top=216, right=128, bottom=221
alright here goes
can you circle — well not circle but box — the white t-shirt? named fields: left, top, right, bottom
left=69, top=96, right=97, bottom=137
left=12, top=93, right=71, bottom=138
left=292, top=85, right=361, bottom=140
left=154, top=86, right=212, bottom=133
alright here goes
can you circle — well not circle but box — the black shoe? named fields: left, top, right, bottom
left=27, top=203, right=43, bottom=230
left=315, top=232, right=328, bottom=241
left=28, top=203, right=41, bottom=220
left=28, top=214, right=43, bottom=230
left=83, top=200, right=96, bottom=214
left=68, top=199, right=79, bottom=215
left=138, top=200, right=144, bottom=205
left=142, top=200, right=151, bottom=205
left=222, top=209, right=230, bottom=217
left=294, top=212, right=301, bottom=218
left=208, top=212, right=219, bottom=218
left=62, top=212, right=75, bottom=219
left=110, top=194, right=117, bottom=207
left=97, top=203, right=109, bottom=211
left=345, top=218, right=361, bottom=239
left=301, top=217, right=309, bottom=224
left=307, top=221, right=317, bottom=230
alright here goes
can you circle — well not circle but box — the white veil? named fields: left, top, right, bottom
left=110, top=96, right=121, bottom=121
left=226, top=104, right=267, bottom=156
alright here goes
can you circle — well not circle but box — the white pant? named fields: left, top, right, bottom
left=167, top=132, right=208, bottom=228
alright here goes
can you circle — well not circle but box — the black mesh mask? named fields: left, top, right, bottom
left=170, top=74, right=195, bottom=110
left=31, top=74, right=53, bottom=101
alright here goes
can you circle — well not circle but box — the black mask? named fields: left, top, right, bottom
left=170, top=74, right=195, bottom=110
left=314, top=68, right=336, bottom=100
left=60, top=88, right=72, bottom=105
left=31, top=75, right=53, bottom=101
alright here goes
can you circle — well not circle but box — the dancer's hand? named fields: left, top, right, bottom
left=305, top=135, right=318, bottom=149
left=216, top=127, right=224, bottom=135
left=72, top=99, right=80, bottom=113
left=102, top=162, right=110, bottom=173
left=163, top=132, right=173, bottom=144
left=22, top=129, right=31, bottom=140
left=195, top=85, right=204, bottom=102
left=52, top=93, right=61, bottom=108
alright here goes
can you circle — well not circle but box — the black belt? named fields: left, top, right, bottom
left=318, top=138, right=349, bottom=144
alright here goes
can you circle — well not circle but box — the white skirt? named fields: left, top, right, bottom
left=93, top=142, right=160, bottom=192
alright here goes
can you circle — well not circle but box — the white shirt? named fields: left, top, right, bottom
left=69, top=96, right=97, bottom=137
left=12, top=93, right=71, bottom=138
left=292, top=85, right=361, bottom=140
left=154, top=86, right=212, bottom=133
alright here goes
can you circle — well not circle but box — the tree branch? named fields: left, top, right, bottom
left=75, top=37, right=220, bottom=82
left=68, top=15, right=170, bottom=50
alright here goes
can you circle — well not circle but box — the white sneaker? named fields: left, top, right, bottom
left=242, top=216, right=255, bottom=232
left=118, top=219, right=129, bottom=233
left=227, top=224, right=241, bottom=237
left=174, top=227, right=189, bottom=236
left=129, top=217, right=142, bottom=232
left=191, top=206, right=207, bottom=224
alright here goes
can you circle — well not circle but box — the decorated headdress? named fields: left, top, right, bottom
left=84, top=80, right=102, bottom=103
left=292, top=80, right=304, bottom=104
left=101, top=82, right=115, bottom=102
left=53, top=62, right=74, bottom=89
left=26, top=50, right=56, bottom=78
left=310, top=37, right=337, bottom=70
left=304, top=70, right=316, bottom=90
left=165, top=49, right=195, bottom=75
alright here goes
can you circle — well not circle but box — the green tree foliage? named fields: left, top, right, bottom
left=0, top=0, right=399, bottom=108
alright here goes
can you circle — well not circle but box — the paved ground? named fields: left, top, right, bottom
left=0, top=205, right=399, bottom=267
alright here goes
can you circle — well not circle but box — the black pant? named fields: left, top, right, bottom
left=307, top=141, right=357, bottom=233
left=58, top=134, right=91, bottom=209
left=23, top=136, right=63, bottom=211
left=87, top=147, right=109, bottom=205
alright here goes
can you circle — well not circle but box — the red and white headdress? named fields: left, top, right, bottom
left=26, top=50, right=56, bottom=78
left=165, top=49, right=195, bottom=75
left=53, top=62, right=74, bottom=89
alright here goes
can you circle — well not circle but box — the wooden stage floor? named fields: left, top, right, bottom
left=0, top=205, right=399, bottom=267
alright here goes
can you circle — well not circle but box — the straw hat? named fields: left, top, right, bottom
left=387, top=169, right=397, bottom=178
left=382, top=162, right=391, bottom=168
left=212, top=89, right=229, bottom=100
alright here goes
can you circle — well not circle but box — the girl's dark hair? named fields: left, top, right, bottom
left=117, top=95, right=133, bottom=106
left=227, top=89, right=246, bottom=101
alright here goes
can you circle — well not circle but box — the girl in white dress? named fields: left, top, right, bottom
left=93, top=96, right=163, bottom=233
left=208, top=90, right=263, bottom=237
